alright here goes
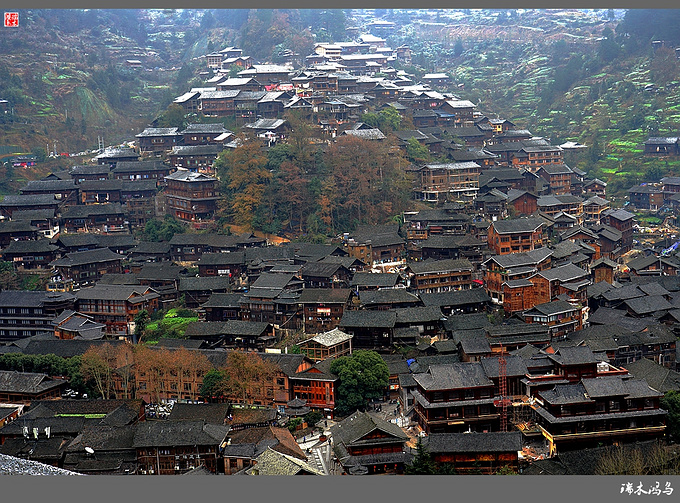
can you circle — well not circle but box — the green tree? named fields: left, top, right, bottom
left=0, top=261, right=19, bottom=290
left=288, top=417, right=303, bottom=432
left=405, top=137, right=431, bottom=164
left=454, top=39, right=464, bottom=57
left=405, top=438, right=438, bottom=474
left=661, top=390, right=680, bottom=443
left=304, top=410, right=323, bottom=427
left=156, top=103, right=187, bottom=129
left=134, top=310, right=149, bottom=343
left=329, top=350, right=389, bottom=415
left=31, top=147, right=47, bottom=163
left=141, top=215, right=186, bottom=242
left=200, top=368, right=226, bottom=402
left=598, top=27, right=621, bottom=64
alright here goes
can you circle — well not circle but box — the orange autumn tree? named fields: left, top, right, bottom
left=133, top=346, right=212, bottom=403
left=327, top=135, right=411, bottom=230
left=214, top=351, right=278, bottom=405
left=167, top=347, right=212, bottom=401
left=215, top=136, right=271, bottom=231
left=133, top=345, right=171, bottom=404
left=81, top=343, right=124, bottom=399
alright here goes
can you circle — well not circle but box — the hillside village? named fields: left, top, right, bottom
left=1, top=10, right=680, bottom=477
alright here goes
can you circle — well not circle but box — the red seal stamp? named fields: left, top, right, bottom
left=4, top=12, right=19, bottom=27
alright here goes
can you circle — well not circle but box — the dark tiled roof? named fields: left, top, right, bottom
left=297, top=288, right=352, bottom=304
left=394, top=306, right=444, bottom=324
left=549, top=346, right=599, bottom=366
left=458, top=334, right=492, bottom=355
left=181, top=123, right=230, bottom=134
left=136, top=263, right=187, bottom=281
left=10, top=209, right=55, bottom=221
left=300, top=261, right=347, bottom=278
left=624, top=295, right=673, bottom=316
left=537, top=263, right=589, bottom=282
left=358, top=289, right=421, bottom=306
left=75, top=284, right=156, bottom=301
left=60, top=203, right=124, bottom=218
left=179, top=276, right=231, bottom=292
left=0, top=194, right=58, bottom=206
left=420, top=289, right=491, bottom=308
left=413, top=362, right=492, bottom=390
left=442, top=313, right=495, bottom=332
left=70, top=164, right=112, bottom=175
left=244, top=447, right=324, bottom=475
left=524, top=300, right=580, bottom=317
left=480, top=355, right=528, bottom=378
left=129, top=241, right=172, bottom=255
left=0, top=290, right=75, bottom=308
left=156, top=339, right=205, bottom=349
left=485, top=323, right=549, bottom=339
left=227, top=408, right=278, bottom=427
left=20, top=179, right=77, bottom=192
left=196, top=251, right=245, bottom=266
left=250, top=272, right=297, bottom=290
left=582, top=375, right=661, bottom=399
left=19, top=339, right=126, bottom=358
left=483, top=247, right=552, bottom=269
left=112, top=160, right=171, bottom=173
left=0, top=220, right=37, bottom=234
left=167, top=403, right=229, bottom=424
left=350, top=272, right=400, bottom=288
left=132, top=421, right=228, bottom=447
left=96, top=274, right=140, bottom=285
left=52, top=252, right=114, bottom=280
left=201, top=292, right=245, bottom=308
left=184, top=320, right=270, bottom=338
left=406, top=258, right=473, bottom=274
left=539, top=382, right=591, bottom=405
left=2, top=239, right=58, bottom=255
left=0, top=371, right=66, bottom=394
left=339, top=309, right=397, bottom=328
left=604, top=208, right=635, bottom=222
left=330, top=410, right=407, bottom=447
left=602, top=284, right=645, bottom=302
left=491, top=217, right=543, bottom=234
left=425, top=432, right=522, bottom=453
left=624, top=358, right=680, bottom=393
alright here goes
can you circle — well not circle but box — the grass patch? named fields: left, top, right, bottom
left=144, top=308, right=198, bottom=343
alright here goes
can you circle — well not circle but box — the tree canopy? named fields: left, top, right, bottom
left=199, top=351, right=278, bottom=404
left=329, top=350, right=389, bottom=416
left=661, top=390, right=680, bottom=443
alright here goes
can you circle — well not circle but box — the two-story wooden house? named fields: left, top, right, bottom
left=405, top=258, right=474, bottom=294
left=164, top=169, right=220, bottom=223
left=532, top=375, right=666, bottom=455
left=412, top=363, right=500, bottom=434
left=488, top=217, right=544, bottom=255
left=330, top=410, right=410, bottom=475
left=50, top=248, right=124, bottom=287
left=75, top=284, right=160, bottom=336
left=522, top=300, right=584, bottom=339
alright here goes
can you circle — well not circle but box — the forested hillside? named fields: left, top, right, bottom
left=1, top=9, right=680, bottom=200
